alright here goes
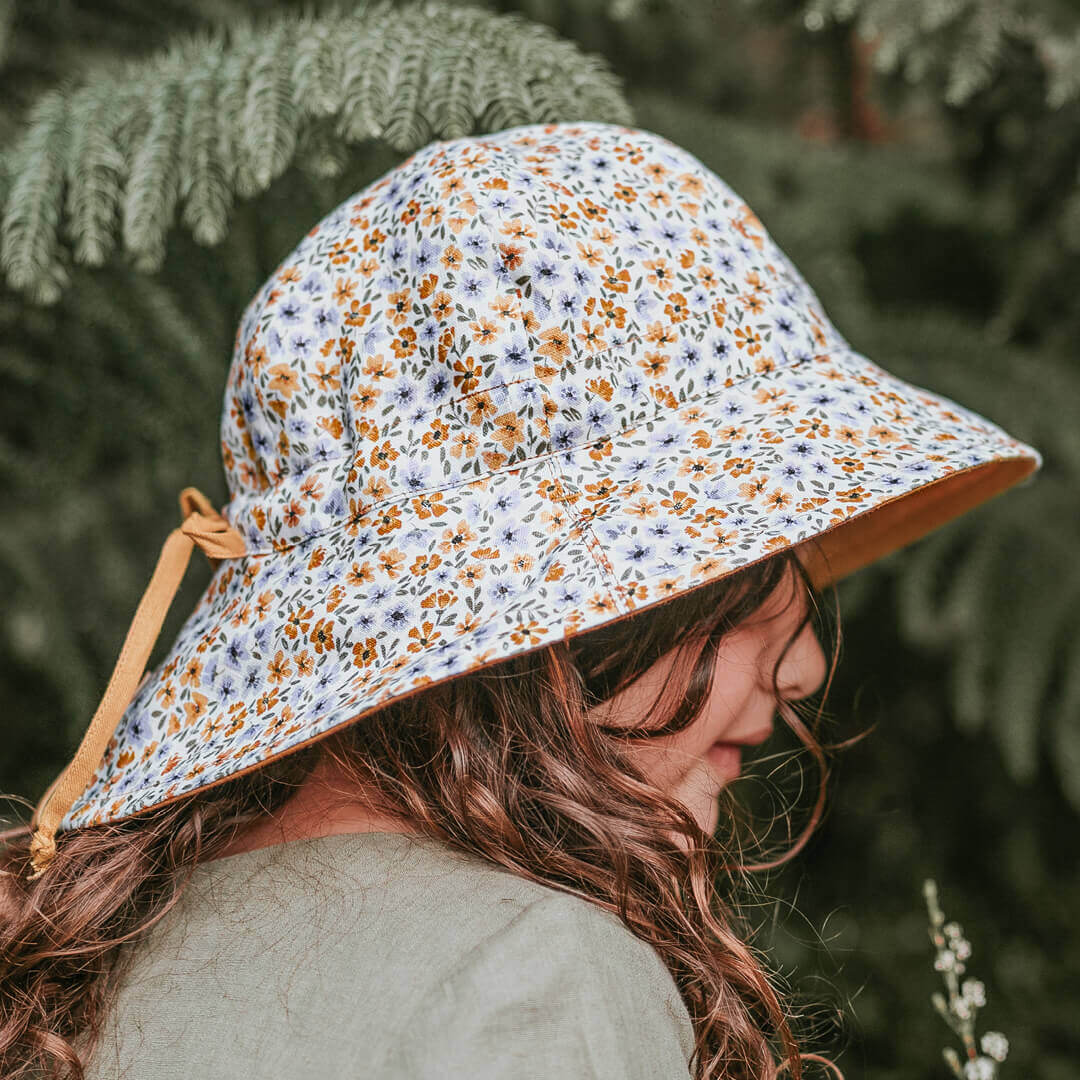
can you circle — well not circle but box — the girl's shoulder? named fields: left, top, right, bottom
left=85, top=831, right=696, bottom=1079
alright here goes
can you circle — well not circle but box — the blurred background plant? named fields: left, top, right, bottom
left=0, top=0, right=1076, bottom=1076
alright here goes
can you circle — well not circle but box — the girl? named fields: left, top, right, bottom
left=0, top=121, right=1041, bottom=1079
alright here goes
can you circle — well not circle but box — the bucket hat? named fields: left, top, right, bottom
left=27, top=120, right=1042, bottom=878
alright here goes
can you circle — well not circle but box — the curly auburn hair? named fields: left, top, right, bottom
left=0, top=543, right=857, bottom=1080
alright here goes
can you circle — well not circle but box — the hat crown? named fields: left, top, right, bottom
left=220, top=122, right=839, bottom=551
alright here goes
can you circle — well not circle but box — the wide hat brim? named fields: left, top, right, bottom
left=60, top=338, right=1040, bottom=833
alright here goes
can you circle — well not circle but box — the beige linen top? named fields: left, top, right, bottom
left=83, top=831, right=696, bottom=1079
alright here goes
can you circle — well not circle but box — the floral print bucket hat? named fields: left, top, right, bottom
left=28, top=120, right=1043, bottom=878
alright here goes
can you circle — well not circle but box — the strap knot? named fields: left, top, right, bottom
left=27, top=487, right=246, bottom=882
left=181, top=512, right=247, bottom=561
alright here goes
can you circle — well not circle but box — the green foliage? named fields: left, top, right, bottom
left=741, top=0, right=1080, bottom=107
left=0, top=0, right=632, bottom=304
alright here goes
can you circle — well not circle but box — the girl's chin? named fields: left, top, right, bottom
left=705, top=741, right=742, bottom=782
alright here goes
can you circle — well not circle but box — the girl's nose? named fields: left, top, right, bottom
left=775, top=620, right=828, bottom=703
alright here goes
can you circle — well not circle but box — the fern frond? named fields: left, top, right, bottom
left=62, top=80, right=128, bottom=267
left=178, top=31, right=233, bottom=247
left=122, top=64, right=186, bottom=272
left=0, top=0, right=632, bottom=304
left=0, top=88, right=72, bottom=304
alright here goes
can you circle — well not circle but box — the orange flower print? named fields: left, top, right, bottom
left=738, top=476, right=770, bottom=499
left=284, top=605, right=314, bottom=640
left=625, top=496, right=658, bottom=519
left=283, top=500, right=305, bottom=528
left=577, top=197, right=609, bottom=225
left=664, top=293, right=690, bottom=323
left=643, top=258, right=673, bottom=292
left=179, top=658, right=202, bottom=688
left=452, top=355, right=483, bottom=392
left=601, top=264, right=631, bottom=293
left=457, top=562, right=485, bottom=586
left=363, top=353, right=396, bottom=381
left=351, top=383, right=380, bottom=412
left=267, top=363, right=300, bottom=398
left=201, top=714, right=225, bottom=743
left=586, top=296, right=628, bottom=330
left=660, top=490, right=697, bottom=515
left=157, top=681, right=177, bottom=707
left=740, top=291, right=766, bottom=316
left=677, top=456, right=718, bottom=480
left=766, top=489, right=792, bottom=511
left=386, top=288, right=412, bottom=327
left=724, top=457, right=755, bottom=478
left=510, top=620, right=548, bottom=646
left=422, top=418, right=450, bottom=450
left=294, top=650, right=315, bottom=678
left=577, top=320, right=607, bottom=353
left=411, top=552, right=443, bottom=575
left=463, top=390, right=497, bottom=425
left=639, top=351, right=668, bottom=378
left=347, top=560, right=374, bottom=588
left=794, top=417, right=830, bottom=439
left=369, top=440, right=399, bottom=471
left=492, top=411, right=525, bottom=453
left=449, top=431, right=479, bottom=459
left=266, top=650, right=292, bottom=685
left=835, top=425, right=864, bottom=445
left=309, top=618, right=335, bottom=654
left=734, top=326, right=763, bottom=355
left=377, top=548, right=407, bottom=578
left=499, top=242, right=526, bottom=271
left=409, top=493, right=446, bottom=522
left=438, top=520, right=478, bottom=554
left=644, top=321, right=678, bottom=348
left=183, top=692, right=209, bottom=729
left=345, top=497, right=369, bottom=537
left=352, top=638, right=379, bottom=669
left=255, top=688, right=279, bottom=716
left=832, top=455, right=865, bottom=475
left=407, top=621, right=442, bottom=653
left=390, top=326, right=414, bottom=360
left=547, top=202, right=580, bottom=229
left=372, top=504, right=403, bottom=536
left=311, top=361, right=341, bottom=392
left=538, top=326, right=571, bottom=365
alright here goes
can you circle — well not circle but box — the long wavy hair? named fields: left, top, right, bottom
left=0, top=542, right=856, bottom=1080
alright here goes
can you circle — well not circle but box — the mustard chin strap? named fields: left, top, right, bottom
left=26, top=488, right=247, bottom=881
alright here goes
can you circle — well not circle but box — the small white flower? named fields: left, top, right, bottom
left=934, top=949, right=956, bottom=972
left=945, top=921, right=964, bottom=940
left=963, top=1057, right=996, bottom=1080
left=981, top=1032, right=1009, bottom=1063
left=953, top=997, right=972, bottom=1020
left=953, top=937, right=973, bottom=961
left=962, top=978, right=987, bottom=1007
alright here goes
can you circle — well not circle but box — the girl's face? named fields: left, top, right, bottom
left=589, top=563, right=828, bottom=837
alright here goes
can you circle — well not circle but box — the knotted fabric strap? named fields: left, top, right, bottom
left=27, top=487, right=246, bottom=881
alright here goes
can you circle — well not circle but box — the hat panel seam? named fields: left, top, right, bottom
left=225, top=341, right=830, bottom=556
left=542, top=455, right=629, bottom=620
